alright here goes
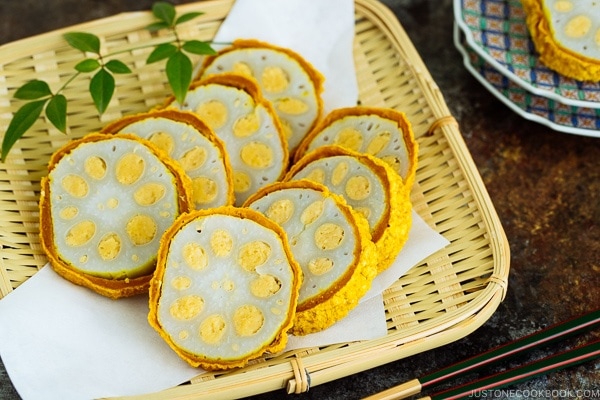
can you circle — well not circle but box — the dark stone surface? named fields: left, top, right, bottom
left=1, top=1, right=599, bottom=399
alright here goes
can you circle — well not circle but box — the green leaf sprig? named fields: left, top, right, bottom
left=66, top=31, right=133, bottom=115
left=146, top=2, right=216, bottom=104
left=1, top=1, right=217, bottom=162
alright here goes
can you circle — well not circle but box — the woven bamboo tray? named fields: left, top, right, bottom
left=0, top=0, right=510, bottom=398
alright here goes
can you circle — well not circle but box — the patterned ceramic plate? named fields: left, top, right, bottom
left=454, top=0, right=600, bottom=109
left=454, top=24, right=600, bottom=138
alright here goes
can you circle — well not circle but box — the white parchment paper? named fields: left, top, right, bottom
left=0, top=212, right=447, bottom=400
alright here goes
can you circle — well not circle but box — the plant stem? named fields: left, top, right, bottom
left=56, top=72, right=82, bottom=96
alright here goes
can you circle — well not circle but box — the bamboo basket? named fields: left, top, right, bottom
left=0, top=0, right=510, bottom=398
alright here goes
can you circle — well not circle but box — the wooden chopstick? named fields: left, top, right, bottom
left=362, top=308, right=600, bottom=400
left=422, top=338, right=600, bottom=400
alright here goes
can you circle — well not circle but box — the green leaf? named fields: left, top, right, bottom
left=45, top=94, right=68, bottom=133
left=152, top=2, right=176, bottom=26
left=2, top=100, right=47, bottom=161
left=182, top=40, right=216, bottom=56
left=105, top=59, right=132, bottom=74
left=175, top=12, right=204, bottom=25
left=64, top=32, right=101, bottom=54
left=145, top=21, right=170, bottom=32
left=146, top=43, right=178, bottom=64
left=90, top=69, right=115, bottom=114
left=166, top=51, right=192, bottom=105
left=75, top=58, right=101, bottom=73
left=13, top=80, right=52, bottom=100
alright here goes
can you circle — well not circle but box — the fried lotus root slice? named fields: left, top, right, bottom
left=243, top=180, right=378, bottom=336
left=39, top=133, right=193, bottom=299
left=148, top=206, right=302, bottom=370
left=294, top=106, right=418, bottom=190
left=162, top=73, right=289, bottom=206
left=196, top=39, right=325, bottom=153
left=101, top=109, right=235, bottom=210
left=286, top=145, right=412, bottom=274
left=522, top=0, right=600, bottom=81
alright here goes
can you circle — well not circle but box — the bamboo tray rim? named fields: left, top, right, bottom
left=0, top=0, right=510, bottom=398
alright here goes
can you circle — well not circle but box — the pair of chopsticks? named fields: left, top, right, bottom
left=364, top=309, right=600, bottom=400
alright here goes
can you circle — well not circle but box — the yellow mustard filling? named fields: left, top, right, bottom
left=266, top=199, right=294, bottom=225
left=210, top=229, right=234, bottom=257
left=84, top=156, right=107, bottom=180
left=178, top=146, right=207, bottom=171
left=61, top=174, right=88, bottom=198
left=182, top=242, right=208, bottom=270
left=195, top=100, right=228, bottom=129
left=148, top=131, right=175, bottom=156
left=116, top=153, right=145, bottom=185
left=134, top=183, right=166, bottom=206
left=233, top=304, right=264, bottom=336
left=238, top=241, right=271, bottom=272
left=126, top=214, right=157, bottom=245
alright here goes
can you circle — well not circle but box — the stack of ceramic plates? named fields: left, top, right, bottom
left=453, top=0, right=600, bottom=138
